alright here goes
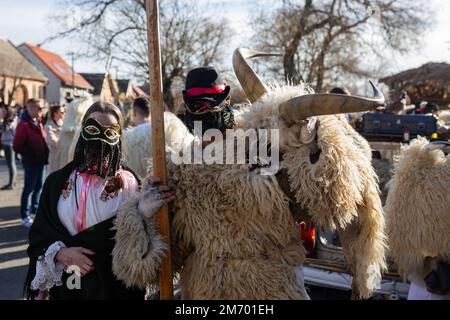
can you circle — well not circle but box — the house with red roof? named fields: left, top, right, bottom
left=0, top=38, right=47, bottom=106
left=17, top=43, right=93, bottom=105
left=79, top=73, right=118, bottom=103
left=116, top=79, right=147, bottom=99
left=80, top=73, right=147, bottom=104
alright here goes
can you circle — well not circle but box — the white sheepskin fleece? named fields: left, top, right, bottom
left=59, top=97, right=93, bottom=167
left=114, top=83, right=387, bottom=299
left=385, top=137, right=450, bottom=281
left=234, top=84, right=315, bottom=150
left=439, top=110, right=450, bottom=124
left=234, top=84, right=386, bottom=298
left=122, top=111, right=198, bottom=178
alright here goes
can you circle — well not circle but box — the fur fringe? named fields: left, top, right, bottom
left=114, top=84, right=387, bottom=299
left=282, top=115, right=370, bottom=229
left=337, top=180, right=387, bottom=299
left=281, top=115, right=386, bottom=298
left=167, top=162, right=308, bottom=299
left=385, top=137, right=450, bottom=281
left=112, top=194, right=168, bottom=291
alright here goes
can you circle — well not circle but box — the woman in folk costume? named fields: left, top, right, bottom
left=24, top=101, right=146, bottom=299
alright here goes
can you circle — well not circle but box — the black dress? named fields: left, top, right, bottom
left=24, top=161, right=145, bottom=300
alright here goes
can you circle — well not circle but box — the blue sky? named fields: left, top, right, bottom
left=1, top=0, right=449, bottom=81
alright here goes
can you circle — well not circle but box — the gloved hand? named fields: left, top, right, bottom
left=137, top=176, right=175, bottom=219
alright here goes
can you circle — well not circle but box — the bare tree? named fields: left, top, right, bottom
left=44, top=0, right=230, bottom=110
left=0, top=77, right=11, bottom=105
left=251, top=0, right=434, bottom=92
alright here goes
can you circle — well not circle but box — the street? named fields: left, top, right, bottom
left=0, top=158, right=28, bottom=300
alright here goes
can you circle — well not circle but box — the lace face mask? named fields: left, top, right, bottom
left=73, top=117, right=122, bottom=178
left=81, top=117, right=120, bottom=146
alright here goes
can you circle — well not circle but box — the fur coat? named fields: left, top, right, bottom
left=385, top=137, right=450, bottom=282
left=112, top=86, right=386, bottom=300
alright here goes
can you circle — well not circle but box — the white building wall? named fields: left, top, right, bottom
left=60, top=86, right=92, bottom=105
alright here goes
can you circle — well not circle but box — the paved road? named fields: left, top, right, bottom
left=0, top=157, right=28, bottom=300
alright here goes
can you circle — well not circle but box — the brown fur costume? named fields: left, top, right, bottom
left=112, top=85, right=386, bottom=299
left=237, top=87, right=387, bottom=299
left=170, top=163, right=307, bottom=299
left=282, top=116, right=386, bottom=299
left=113, top=162, right=307, bottom=299
left=385, top=137, right=450, bottom=282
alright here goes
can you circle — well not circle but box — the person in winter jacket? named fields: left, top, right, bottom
left=13, top=98, right=49, bottom=228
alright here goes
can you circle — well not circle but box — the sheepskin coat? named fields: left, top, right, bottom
left=282, top=115, right=386, bottom=299
left=385, top=137, right=450, bottom=283
left=439, top=110, right=450, bottom=124
left=112, top=85, right=386, bottom=300
left=171, top=163, right=307, bottom=299
left=236, top=86, right=387, bottom=299
left=113, top=162, right=307, bottom=299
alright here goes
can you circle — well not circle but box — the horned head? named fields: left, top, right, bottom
left=233, top=48, right=385, bottom=125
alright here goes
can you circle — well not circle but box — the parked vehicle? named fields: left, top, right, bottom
left=300, top=224, right=409, bottom=299
left=358, top=113, right=438, bottom=142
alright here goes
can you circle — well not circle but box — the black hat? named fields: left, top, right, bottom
left=330, top=87, right=351, bottom=95
left=183, top=66, right=230, bottom=104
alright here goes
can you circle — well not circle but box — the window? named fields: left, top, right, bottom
left=39, top=86, right=45, bottom=99
left=52, top=62, right=66, bottom=75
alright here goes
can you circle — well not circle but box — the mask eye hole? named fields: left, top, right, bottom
left=84, top=125, right=100, bottom=135
left=104, top=128, right=119, bottom=140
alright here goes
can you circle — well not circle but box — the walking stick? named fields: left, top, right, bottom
left=145, top=0, right=173, bottom=300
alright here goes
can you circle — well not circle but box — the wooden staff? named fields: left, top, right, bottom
left=145, top=0, right=173, bottom=300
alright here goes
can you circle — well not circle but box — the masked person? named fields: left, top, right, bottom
left=24, top=101, right=145, bottom=300
left=181, top=66, right=316, bottom=146
left=181, top=66, right=234, bottom=135
left=111, top=66, right=316, bottom=300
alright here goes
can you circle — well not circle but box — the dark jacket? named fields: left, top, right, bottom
left=13, top=111, right=49, bottom=165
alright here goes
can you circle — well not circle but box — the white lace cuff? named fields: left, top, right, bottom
left=31, top=241, right=66, bottom=291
